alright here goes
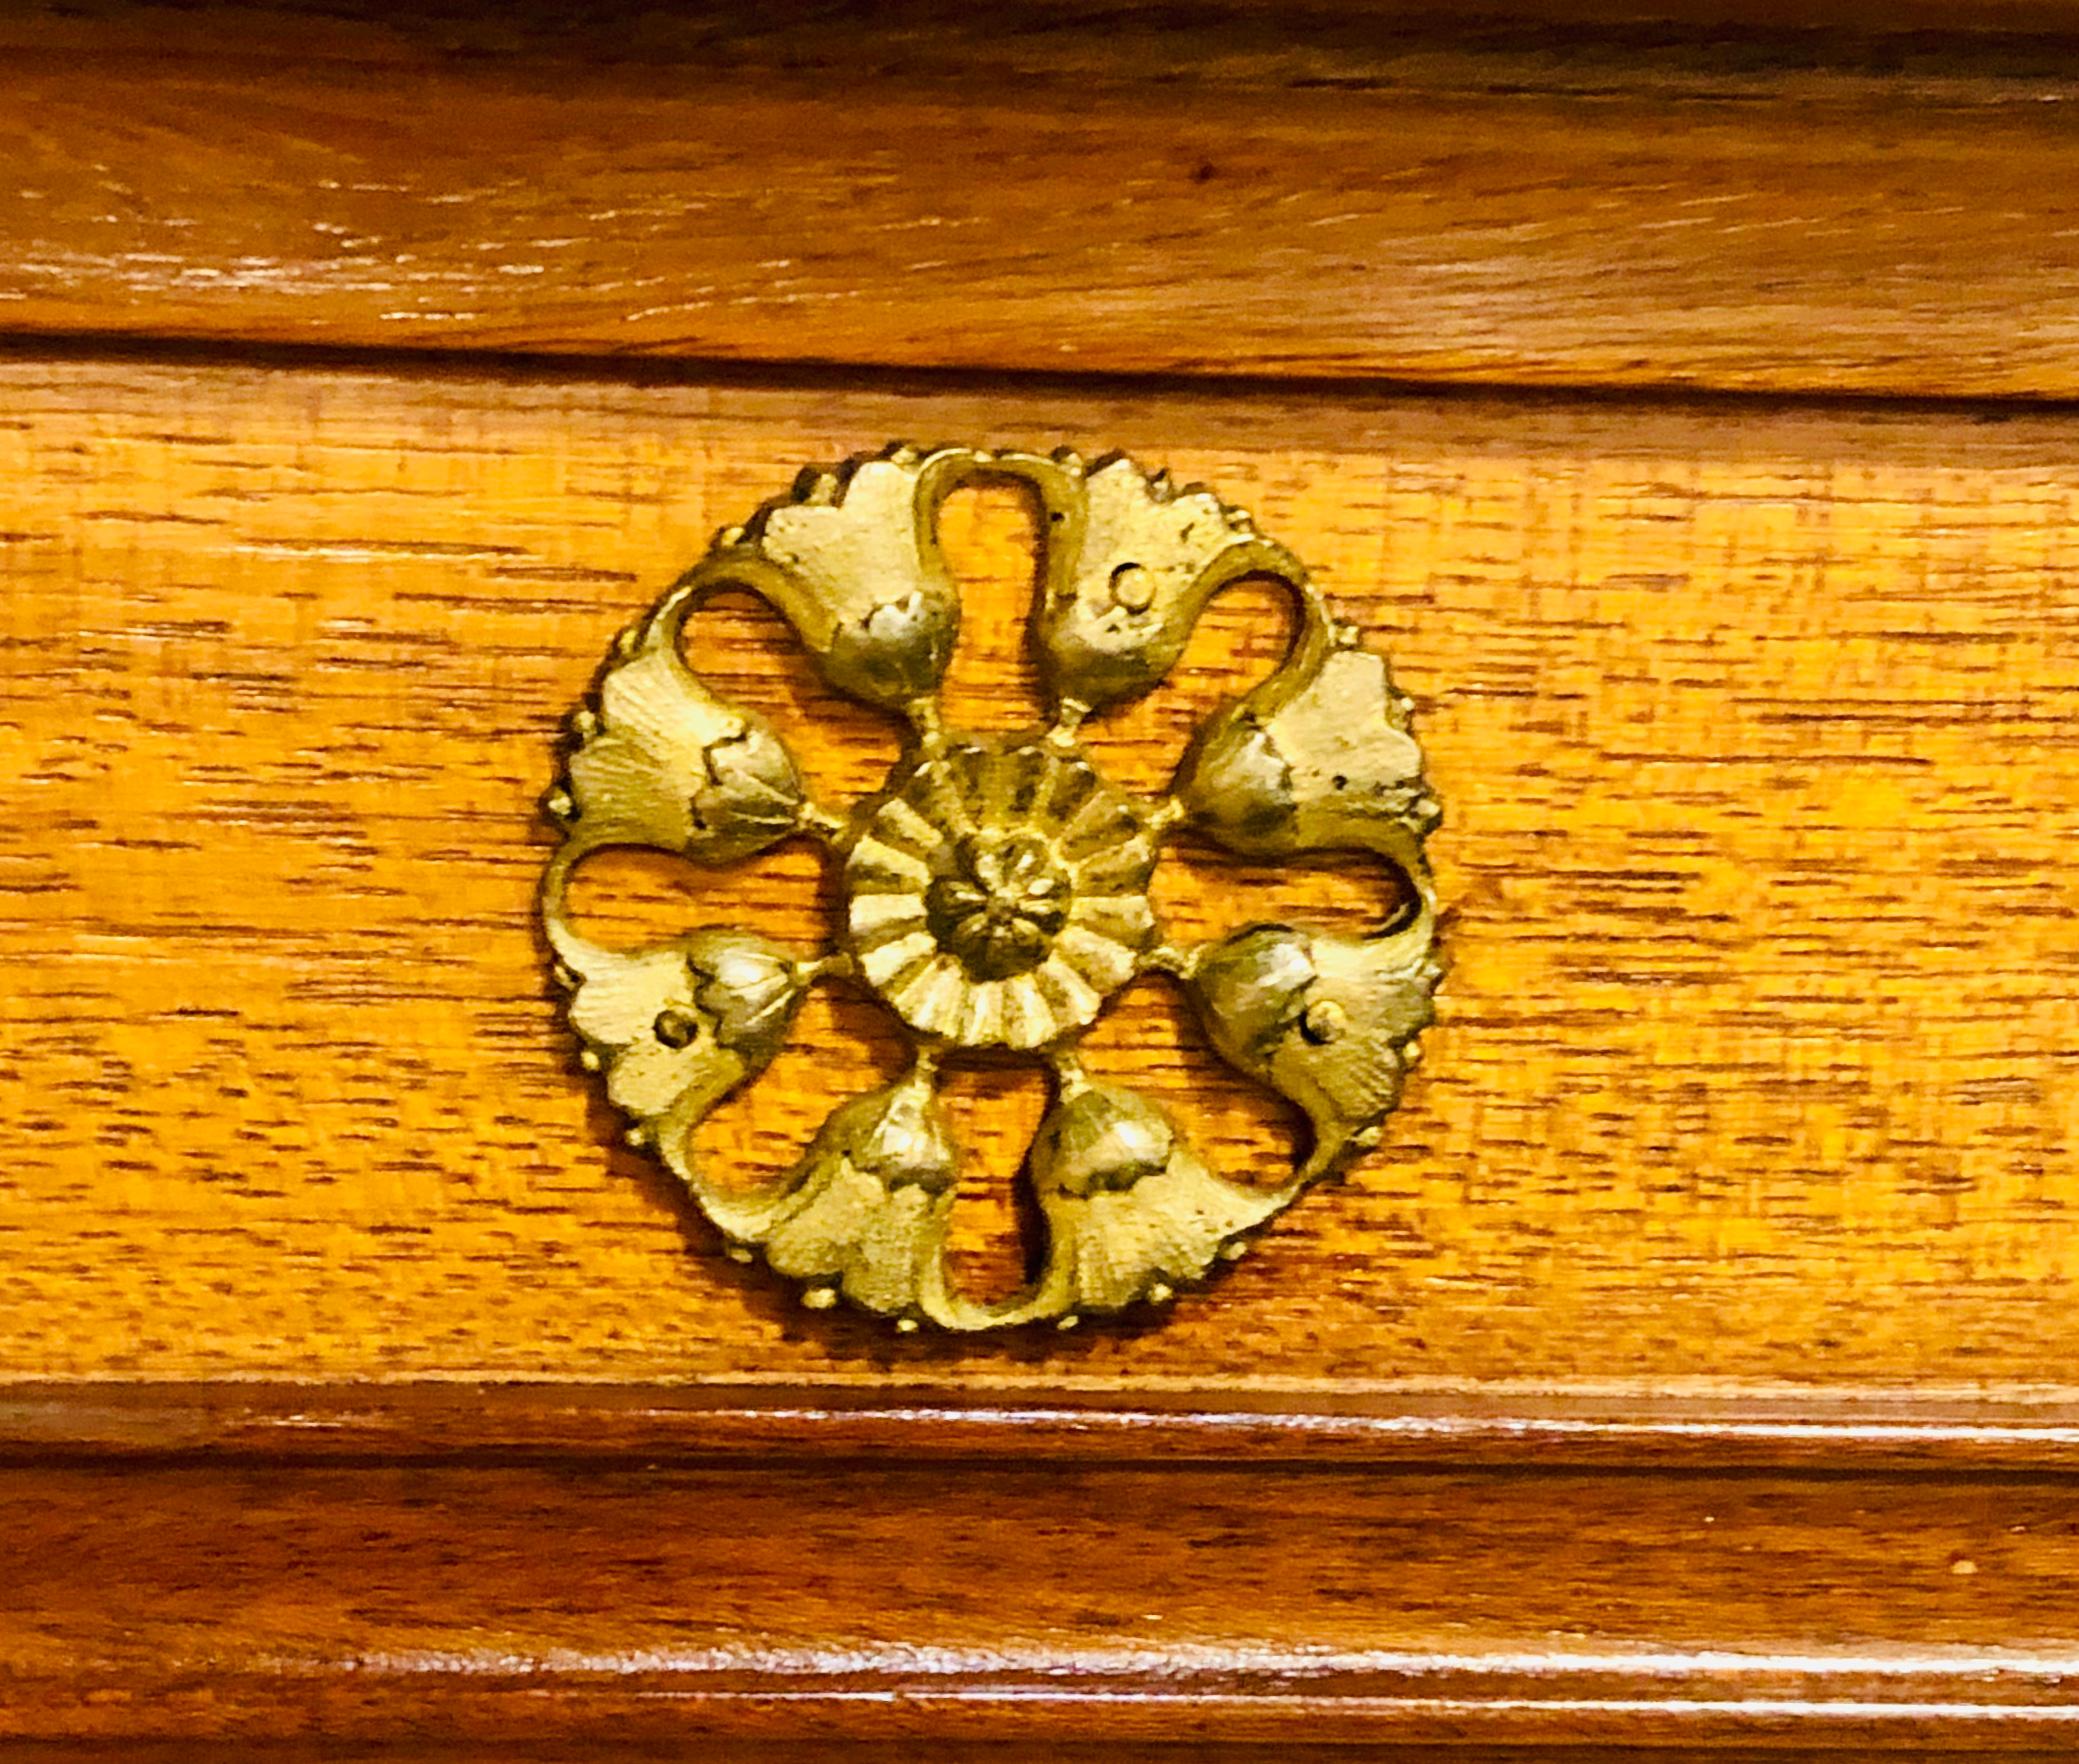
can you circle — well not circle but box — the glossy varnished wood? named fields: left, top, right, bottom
left=8, top=14, right=2079, bottom=1747
left=5, top=356, right=2079, bottom=1393
left=1, top=1392, right=2076, bottom=1750
left=8, top=1749, right=2018, bottom=1764
left=34, top=1750, right=2012, bottom=1764
left=7, top=1382, right=2079, bottom=1472
left=4, top=3, right=2079, bottom=397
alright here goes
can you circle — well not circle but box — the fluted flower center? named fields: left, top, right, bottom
left=925, top=831, right=1070, bottom=980
left=842, top=737, right=1158, bottom=1050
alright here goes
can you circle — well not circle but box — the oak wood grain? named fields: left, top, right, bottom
left=5, top=355, right=2079, bottom=1395
left=3, top=1450, right=2077, bottom=1749
left=5, top=3, right=2079, bottom=398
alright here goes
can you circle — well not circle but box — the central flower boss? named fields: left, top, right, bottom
left=849, top=740, right=1156, bottom=1048
left=540, top=444, right=1442, bottom=1332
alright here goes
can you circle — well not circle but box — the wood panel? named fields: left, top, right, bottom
left=3, top=1439, right=2078, bottom=1749
left=4, top=3, right=2079, bottom=398
left=5, top=355, right=2079, bottom=1394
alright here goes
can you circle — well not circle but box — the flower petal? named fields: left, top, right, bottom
left=559, top=631, right=804, bottom=863
left=705, top=1071, right=961, bottom=1323
left=1020, top=1082, right=1289, bottom=1317
left=1183, top=921, right=1441, bottom=1179
left=1174, top=636, right=1440, bottom=874
left=702, top=443, right=980, bottom=710
left=564, top=927, right=807, bottom=1136
left=1025, top=455, right=1306, bottom=712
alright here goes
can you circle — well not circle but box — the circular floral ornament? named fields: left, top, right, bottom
left=540, top=444, right=1442, bottom=1332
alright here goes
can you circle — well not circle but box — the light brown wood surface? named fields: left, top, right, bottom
left=6, top=355, right=2079, bottom=1395
left=6, top=3, right=2079, bottom=398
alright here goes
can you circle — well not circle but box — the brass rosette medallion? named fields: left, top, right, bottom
left=539, top=445, right=1442, bottom=1332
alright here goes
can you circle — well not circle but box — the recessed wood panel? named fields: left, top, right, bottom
left=5, top=357, right=2079, bottom=1392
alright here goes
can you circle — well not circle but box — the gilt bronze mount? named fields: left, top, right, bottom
left=539, top=445, right=1442, bottom=1331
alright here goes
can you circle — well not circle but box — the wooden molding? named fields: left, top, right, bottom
left=6, top=1382, right=2079, bottom=1471
left=2, top=3, right=2079, bottom=398
left=0, top=1381, right=2075, bottom=1751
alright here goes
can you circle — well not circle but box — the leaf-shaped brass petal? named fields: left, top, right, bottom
left=1186, top=922, right=1441, bottom=1179
left=1028, top=456, right=1307, bottom=712
left=560, top=633, right=805, bottom=863
left=564, top=928, right=807, bottom=1133
left=717, top=444, right=978, bottom=710
left=698, top=1073, right=960, bottom=1324
left=1022, top=1083, right=1290, bottom=1318
left=1175, top=641, right=1440, bottom=871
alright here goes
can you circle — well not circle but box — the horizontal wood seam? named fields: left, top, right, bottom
left=14, top=331, right=2079, bottom=424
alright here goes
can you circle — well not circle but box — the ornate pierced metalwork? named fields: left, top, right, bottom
left=539, top=444, right=1442, bottom=1332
